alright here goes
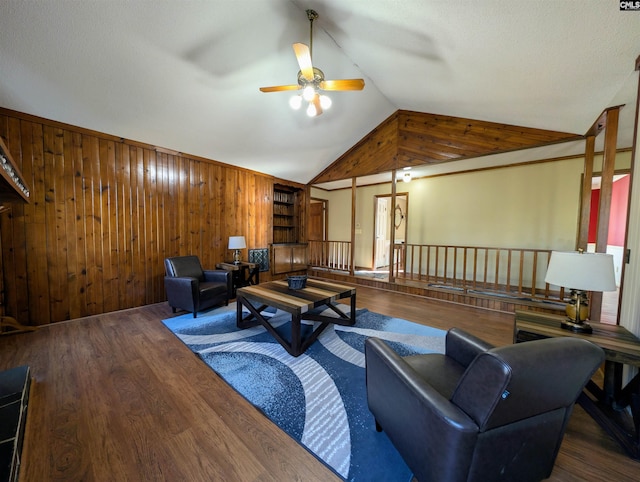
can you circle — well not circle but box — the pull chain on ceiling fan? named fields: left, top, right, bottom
left=260, top=9, right=365, bottom=117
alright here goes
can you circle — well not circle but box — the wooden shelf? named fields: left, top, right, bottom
left=273, top=190, right=295, bottom=204
left=0, top=137, right=30, bottom=205
left=273, top=185, right=301, bottom=245
left=272, top=184, right=307, bottom=272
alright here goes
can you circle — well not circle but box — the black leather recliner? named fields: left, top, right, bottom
left=164, top=256, right=232, bottom=318
left=365, top=328, right=604, bottom=482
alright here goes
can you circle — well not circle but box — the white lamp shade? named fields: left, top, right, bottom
left=289, top=95, right=302, bottom=110
left=228, top=236, right=246, bottom=250
left=319, top=95, right=332, bottom=110
left=544, top=251, right=616, bottom=292
left=302, top=85, right=315, bottom=101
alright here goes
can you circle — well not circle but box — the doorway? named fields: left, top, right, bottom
left=588, top=173, right=630, bottom=324
left=309, top=198, right=327, bottom=241
left=373, top=193, right=408, bottom=270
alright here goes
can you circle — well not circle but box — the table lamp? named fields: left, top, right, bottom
left=544, top=250, right=616, bottom=333
left=228, top=236, right=246, bottom=264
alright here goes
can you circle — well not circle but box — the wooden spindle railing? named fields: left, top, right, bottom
left=392, top=243, right=557, bottom=301
left=308, top=241, right=563, bottom=304
left=308, top=240, right=352, bottom=271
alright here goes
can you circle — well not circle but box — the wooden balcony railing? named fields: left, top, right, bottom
left=308, top=240, right=352, bottom=271
left=392, top=243, right=561, bottom=301
left=308, top=240, right=565, bottom=304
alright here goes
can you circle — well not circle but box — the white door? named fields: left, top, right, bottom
left=374, top=198, right=390, bottom=268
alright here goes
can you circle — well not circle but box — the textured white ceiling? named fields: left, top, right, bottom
left=1, top=0, right=639, bottom=184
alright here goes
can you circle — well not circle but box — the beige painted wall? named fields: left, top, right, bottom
left=407, top=159, right=583, bottom=250
left=310, top=187, right=352, bottom=241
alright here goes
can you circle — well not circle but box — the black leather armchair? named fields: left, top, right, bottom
left=164, top=256, right=232, bottom=318
left=365, top=328, right=604, bottom=482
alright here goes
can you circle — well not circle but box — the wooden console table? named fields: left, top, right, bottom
left=514, top=310, right=640, bottom=459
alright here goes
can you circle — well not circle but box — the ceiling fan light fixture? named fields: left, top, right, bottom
left=302, top=85, right=316, bottom=101
left=259, top=9, right=364, bottom=117
left=289, top=95, right=302, bottom=110
left=306, top=102, right=318, bottom=117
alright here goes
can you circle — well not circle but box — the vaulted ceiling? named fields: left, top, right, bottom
left=1, top=1, right=639, bottom=185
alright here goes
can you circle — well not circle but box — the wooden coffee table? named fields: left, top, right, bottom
left=236, top=279, right=356, bottom=356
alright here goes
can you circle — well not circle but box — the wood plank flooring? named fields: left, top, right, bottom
left=1, top=285, right=639, bottom=481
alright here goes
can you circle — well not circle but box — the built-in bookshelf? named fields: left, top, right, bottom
left=272, top=184, right=307, bottom=275
left=273, top=184, right=300, bottom=244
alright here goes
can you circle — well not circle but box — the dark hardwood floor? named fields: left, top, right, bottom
left=1, top=285, right=639, bottom=481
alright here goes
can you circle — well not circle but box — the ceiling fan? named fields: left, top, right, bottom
left=260, top=9, right=365, bottom=117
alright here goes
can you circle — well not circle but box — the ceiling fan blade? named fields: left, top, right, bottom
left=319, top=79, right=365, bottom=91
left=312, top=93, right=323, bottom=116
left=259, top=84, right=301, bottom=93
left=293, top=43, right=314, bottom=81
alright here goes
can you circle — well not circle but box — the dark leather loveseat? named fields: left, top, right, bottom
left=164, top=255, right=232, bottom=318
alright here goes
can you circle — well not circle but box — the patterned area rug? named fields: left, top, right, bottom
left=162, top=303, right=446, bottom=481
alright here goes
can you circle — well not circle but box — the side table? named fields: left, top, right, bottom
left=216, top=262, right=260, bottom=297
left=514, top=309, right=640, bottom=459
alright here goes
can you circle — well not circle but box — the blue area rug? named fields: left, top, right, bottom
left=162, top=303, right=446, bottom=481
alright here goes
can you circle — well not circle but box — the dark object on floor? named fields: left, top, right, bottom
left=164, top=255, right=232, bottom=318
left=365, top=327, right=604, bottom=482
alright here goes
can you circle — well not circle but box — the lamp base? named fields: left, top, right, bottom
left=560, top=318, right=593, bottom=334
left=233, top=249, right=242, bottom=265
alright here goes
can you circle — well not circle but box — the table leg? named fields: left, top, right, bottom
left=351, top=292, right=356, bottom=323
left=290, top=313, right=301, bottom=356
left=618, top=371, right=640, bottom=443
left=604, top=360, right=623, bottom=406
left=633, top=391, right=640, bottom=445
left=236, top=295, right=303, bottom=356
left=248, top=266, right=259, bottom=285
left=235, top=295, right=263, bottom=329
left=580, top=363, right=640, bottom=459
left=231, top=270, right=242, bottom=298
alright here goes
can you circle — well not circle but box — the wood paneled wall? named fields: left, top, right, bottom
left=0, top=109, right=302, bottom=325
left=310, top=112, right=399, bottom=183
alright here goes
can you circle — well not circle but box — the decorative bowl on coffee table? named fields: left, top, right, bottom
left=287, top=275, right=307, bottom=290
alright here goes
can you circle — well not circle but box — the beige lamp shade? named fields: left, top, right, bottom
left=544, top=251, right=616, bottom=292
left=228, top=236, right=247, bottom=250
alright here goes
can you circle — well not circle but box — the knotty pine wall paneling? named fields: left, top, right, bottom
left=311, top=110, right=583, bottom=185
left=0, top=109, right=297, bottom=326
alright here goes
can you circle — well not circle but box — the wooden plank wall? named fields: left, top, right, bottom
left=310, top=113, right=399, bottom=183
left=0, top=110, right=301, bottom=325
left=311, top=110, right=583, bottom=184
